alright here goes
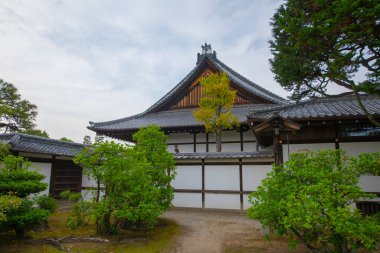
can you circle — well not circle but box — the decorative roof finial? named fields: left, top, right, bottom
left=197, top=42, right=217, bottom=65
left=201, top=42, right=212, bottom=55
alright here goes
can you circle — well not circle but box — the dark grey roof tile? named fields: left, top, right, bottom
left=0, top=134, right=83, bottom=157
left=250, top=95, right=380, bottom=120
left=174, top=151, right=274, bottom=160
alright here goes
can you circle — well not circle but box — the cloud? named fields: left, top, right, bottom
left=0, top=0, right=287, bottom=142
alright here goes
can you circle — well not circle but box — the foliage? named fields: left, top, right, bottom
left=351, top=152, right=380, bottom=176
left=0, top=155, right=47, bottom=197
left=0, top=142, right=10, bottom=158
left=248, top=150, right=380, bottom=253
left=0, top=210, right=179, bottom=253
left=83, top=135, right=92, bottom=145
left=270, top=0, right=380, bottom=126
left=0, top=199, right=49, bottom=237
left=59, top=137, right=74, bottom=142
left=73, top=125, right=176, bottom=235
left=193, top=72, right=239, bottom=151
left=60, top=190, right=92, bottom=230
left=35, top=195, right=58, bottom=214
left=24, top=129, right=49, bottom=138
left=0, top=144, right=50, bottom=236
left=60, top=190, right=82, bottom=202
left=0, top=79, right=48, bottom=133
left=0, top=195, right=22, bottom=222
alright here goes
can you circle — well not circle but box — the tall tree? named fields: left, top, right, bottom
left=74, top=125, right=176, bottom=235
left=0, top=79, right=49, bottom=135
left=270, top=0, right=380, bottom=126
left=0, top=79, right=37, bottom=132
left=193, top=72, right=239, bottom=152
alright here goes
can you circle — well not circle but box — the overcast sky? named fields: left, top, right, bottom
left=0, top=0, right=289, bottom=142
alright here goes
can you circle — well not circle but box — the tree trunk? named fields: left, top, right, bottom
left=215, top=127, right=222, bottom=152
left=96, top=180, right=100, bottom=203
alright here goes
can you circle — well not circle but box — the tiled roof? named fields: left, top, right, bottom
left=0, top=133, right=84, bottom=157
left=249, top=95, right=380, bottom=120
left=142, top=54, right=287, bottom=114
left=210, top=56, right=286, bottom=105
left=89, top=104, right=277, bottom=131
left=89, top=51, right=287, bottom=132
left=174, top=151, right=274, bottom=160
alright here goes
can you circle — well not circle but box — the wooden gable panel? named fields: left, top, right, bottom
left=171, top=84, right=251, bottom=109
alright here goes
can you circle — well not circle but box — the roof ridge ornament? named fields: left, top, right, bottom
left=197, top=42, right=217, bottom=65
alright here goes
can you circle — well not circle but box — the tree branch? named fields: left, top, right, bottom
left=351, top=86, right=380, bottom=126
left=291, top=228, right=322, bottom=253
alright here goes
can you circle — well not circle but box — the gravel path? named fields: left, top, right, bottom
left=162, top=209, right=261, bottom=253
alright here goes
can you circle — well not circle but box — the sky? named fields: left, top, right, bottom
left=0, top=0, right=289, bottom=142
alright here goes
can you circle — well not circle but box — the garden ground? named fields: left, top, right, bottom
left=163, top=209, right=309, bottom=253
left=0, top=208, right=378, bottom=253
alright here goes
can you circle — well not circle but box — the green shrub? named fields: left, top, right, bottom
left=73, top=125, right=176, bottom=235
left=36, top=195, right=58, bottom=214
left=248, top=150, right=380, bottom=253
left=60, top=190, right=92, bottom=230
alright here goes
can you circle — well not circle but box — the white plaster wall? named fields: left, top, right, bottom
left=30, top=162, right=51, bottom=196
left=167, top=133, right=193, bottom=143
left=81, top=189, right=104, bottom=201
left=196, top=133, right=207, bottom=142
left=222, top=131, right=240, bottom=141
left=283, top=143, right=335, bottom=162
left=168, top=144, right=193, bottom=153
left=177, top=144, right=194, bottom=153
left=173, top=193, right=202, bottom=208
left=82, top=174, right=97, bottom=188
left=222, top=143, right=241, bottom=152
left=205, top=165, right=239, bottom=190
left=243, top=165, right=272, bottom=191
left=243, top=194, right=254, bottom=210
left=205, top=194, right=240, bottom=209
left=196, top=144, right=206, bottom=153
left=243, top=142, right=257, bottom=152
left=340, top=142, right=380, bottom=156
left=208, top=143, right=217, bottom=152
left=172, top=166, right=202, bottom=189
left=359, top=176, right=380, bottom=193
left=243, top=131, right=256, bottom=141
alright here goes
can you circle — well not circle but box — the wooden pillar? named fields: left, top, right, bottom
left=239, top=158, right=243, bottom=210
left=49, top=155, right=56, bottom=196
left=201, top=159, right=205, bottom=208
left=193, top=133, right=197, bottom=152
left=274, top=127, right=283, bottom=165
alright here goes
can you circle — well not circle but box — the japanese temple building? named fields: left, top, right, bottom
left=89, top=44, right=380, bottom=211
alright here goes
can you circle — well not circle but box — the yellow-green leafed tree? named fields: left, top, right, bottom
left=193, top=72, right=239, bottom=152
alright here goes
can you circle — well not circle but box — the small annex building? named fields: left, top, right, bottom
left=0, top=133, right=84, bottom=198
left=89, top=44, right=380, bottom=212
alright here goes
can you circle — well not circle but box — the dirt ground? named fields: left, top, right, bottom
left=162, top=209, right=263, bottom=253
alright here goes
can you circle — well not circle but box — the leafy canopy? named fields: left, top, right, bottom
left=0, top=142, right=50, bottom=236
left=193, top=72, right=239, bottom=151
left=248, top=149, right=380, bottom=253
left=74, top=125, right=176, bottom=235
left=270, top=0, right=380, bottom=125
left=0, top=79, right=49, bottom=135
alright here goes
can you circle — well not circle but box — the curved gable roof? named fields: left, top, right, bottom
left=143, top=53, right=287, bottom=114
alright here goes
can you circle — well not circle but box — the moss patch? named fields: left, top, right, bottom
left=0, top=211, right=179, bottom=253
